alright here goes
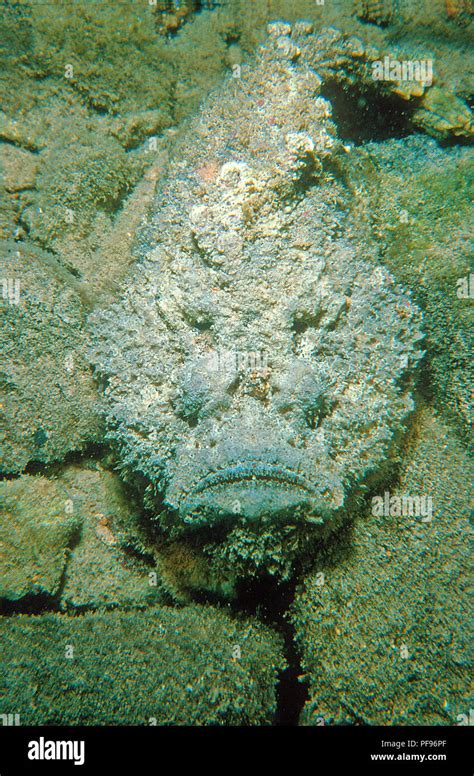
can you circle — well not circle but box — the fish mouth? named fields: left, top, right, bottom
left=190, top=461, right=316, bottom=496
left=172, top=460, right=321, bottom=524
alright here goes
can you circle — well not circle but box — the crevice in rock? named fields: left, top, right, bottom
left=0, top=444, right=108, bottom=482
left=232, top=575, right=308, bottom=726
left=321, top=78, right=419, bottom=145
left=438, top=132, right=473, bottom=148
left=180, top=570, right=309, bottom=724
left=24, top=443, right=107, bottom=478
left=0, top=592, right=60, bottom=616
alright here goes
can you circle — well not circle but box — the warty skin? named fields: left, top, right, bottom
left=91, top=22, right=424, bottom=578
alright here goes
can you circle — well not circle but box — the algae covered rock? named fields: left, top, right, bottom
left=0, top=606, right=285, bottom=725
left=0, top=242, right=102, bottom=474
left=0, top=475, right=80, bottom=602
left=57, top=464, right=168, bottom=610
left=0, top=144, right=39, bottom=193
left=414, top=85, right=474, bottom=140
left=293, top=409, right=472, bottom=725
left=342, top=135, right=473, bottom=436
left=24, top=130, right=145, bottom=253
left=0, top=2, right=175, bottom=119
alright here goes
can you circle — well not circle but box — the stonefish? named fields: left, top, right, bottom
left=91, top=23, right=424, bottom=582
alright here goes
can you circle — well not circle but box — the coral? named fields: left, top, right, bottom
left=355, top=0, right=473, bottom=26
left=414, top=86, right=473, bottom=139
left=302, top=27, right=473, bottom=142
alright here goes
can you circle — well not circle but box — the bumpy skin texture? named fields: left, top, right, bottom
left=91, top=23, right=424, bottom=577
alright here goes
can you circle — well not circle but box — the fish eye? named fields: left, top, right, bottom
left=291, top=308, right=323, bottom=335
left=303, top=395, right=332, bottom=430
left=190, top=313, right=213, bottom=332
left=172, top=373, right=209, bottom=426
left=182, top=299, right=215, bottom=331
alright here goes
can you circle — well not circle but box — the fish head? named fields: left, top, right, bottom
left=92, top=185, right=423, bottom=567
left=152, top=222, right=422, bottom=531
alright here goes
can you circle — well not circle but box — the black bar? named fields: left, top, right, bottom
left=0, top=725, right=471, bottom=774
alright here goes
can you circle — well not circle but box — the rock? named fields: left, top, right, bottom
left=0, top=475, right=80, bottom=602
left=356, top=0, right=396, bottom=25
left=0, top=605, right=285, bottom=724
left=57, top=464, right=167, bottom=610
left=0, top=241, right=102, bottom=474
left=0, top=144, right=39, bottom=192
left=293, top=408, right=472, bottom=725
left=302, top=27, right=473, bottom=143
left=414, top=86, right=473, bottom=140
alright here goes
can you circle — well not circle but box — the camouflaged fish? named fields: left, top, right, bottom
left=91, top=22, right=424, bottom=578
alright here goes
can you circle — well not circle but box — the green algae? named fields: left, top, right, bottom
left=0, top=475, right=81, bottom=601
left=0, top=605, right=285, bottom=725
left=292, top=409, right=473, bottom=725
left=343, top=137, right=473, bottom=436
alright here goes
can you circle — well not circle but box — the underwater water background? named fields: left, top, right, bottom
left=0, top=0, right=472, bottom=729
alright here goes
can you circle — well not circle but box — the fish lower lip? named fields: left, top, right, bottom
left=190, top=462, right=315, bottom=496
